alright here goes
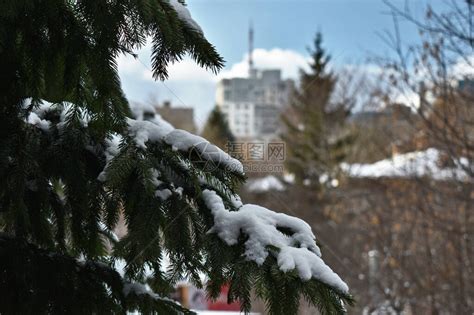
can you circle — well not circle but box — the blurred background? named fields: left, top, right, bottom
left=118, top=0, right=474, bottom=314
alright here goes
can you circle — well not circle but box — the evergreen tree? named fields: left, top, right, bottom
left=201, top=106, right=234, bottom=150
left=0, top=2, right=353, bottom=314
left=282, top=32, right=353, bottom=188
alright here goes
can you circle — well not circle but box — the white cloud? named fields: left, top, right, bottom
left=117, top=45, right=215, bottom=83
left=451, top=55, right=474, bottom=78
left=219, top=48, right=309, bottom=79
left=117, top=51, right=218, bottom=83
left=117, top=45, right=309, bottom=83
left=167, top=58, right=218, bottom=82
left=395, top=91, right=420, bottom=109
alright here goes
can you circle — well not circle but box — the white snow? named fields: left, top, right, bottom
left=246, top=175, right=285, bottom=192
left=126, top=104, right=243, bottom=174
left=129, top=102, right=160, bottom=121
left=230, top=194, right=243, bottom=209
left=98, top=134, right=122, bottom=182
left=150, top=168, right=164, bottom=187
left=123, top=282, right=154, bottom=297
left=155, top=188, right=172, bottom=200
left=341, top=148, right=470, bottom=181
left=202, top=189, right=349, bottom=294
left=123, top=281, right=178, bottom=306
left=319, top=173, right=329, bottom=184
left=24, top=100, right=56, bottom=131
left=175, top=187, right=183, bottom=197
left=283, top=173, right=295, bottom=184
left=25, top=100, right=90, bottom=130
left=120, top=261, right=182, bottom=306
left=126, top=118, right=174, bottom=149
left=168, top=0, right=203, bottom=32
left=150, top=169, right=183, bottom=201
left=59, top=102, right=90, bottom=128
left=104, top=134, right=122, bottom=162
left=27, top=112, right=51, bottom=131
left=98, top=221, right=119, bottom=242
left=164, top=129, right=243, bottom=173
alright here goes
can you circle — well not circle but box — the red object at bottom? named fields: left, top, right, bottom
left=207, top=284, right=241, bottom=311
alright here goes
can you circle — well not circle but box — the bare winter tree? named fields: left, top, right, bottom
left=244, top=4, right=474, bottom=313
left=354, top=1, right=474, bottom=313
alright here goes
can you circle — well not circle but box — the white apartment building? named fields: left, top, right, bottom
left=215, top=69, right=294, bottom=139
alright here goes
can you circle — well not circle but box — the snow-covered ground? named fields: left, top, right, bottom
left=341, top=148, right=470, bottom=181
left=246, top=175, right=285, bottom=192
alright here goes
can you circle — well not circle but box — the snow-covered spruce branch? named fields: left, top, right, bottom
left=23, top=100, right=353, bottom=313
left=201, top=189, right=348, bottom=294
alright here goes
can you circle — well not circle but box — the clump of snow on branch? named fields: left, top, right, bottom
left=98, top=134, right=122, bottom=182
left=341, top=148, right=470, bottom=181
left=123, top=281, right=182, bottom=308
left=164, top=129, right=243, bottom=172
left=168, top=0, right=203, bottom=33
left=126, top=103, right=243, bottom=174
left=25, top=101, right=90, bottom=130
left=123, top=282, right=160, bottom=299
left=202, top=189, right=349, bottom=294
left=98, top=221, right=119, bottom=242
left=127, top=119, right=172, bottom=148
left=27, top=112, right=51, bottom=131
left=126, top=102, right=174, bottom=147
left=155, top=188, right=172, bottom=200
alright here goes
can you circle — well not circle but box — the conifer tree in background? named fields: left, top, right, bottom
left=0, top=1, right=353, bottom=314
left=282, top=33, right=353, bottom=189
left=201, top=106, right=234, bottom=150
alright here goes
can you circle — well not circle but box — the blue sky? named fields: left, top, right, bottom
left=118, top=0, right=446, bottom=127
left=187, top=0, right=434, bottom=65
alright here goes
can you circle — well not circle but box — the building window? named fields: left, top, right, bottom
left=224, top=90, right=231, bottom=100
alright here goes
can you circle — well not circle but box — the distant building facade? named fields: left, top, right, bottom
left=155, top=100, right=196, bottom=133
left=215, top=24, right=293, bottom=140
left=215, top=69, right=294, bottom=139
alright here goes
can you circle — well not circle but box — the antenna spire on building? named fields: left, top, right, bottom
left=248, top=20, right=254, bottom=77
